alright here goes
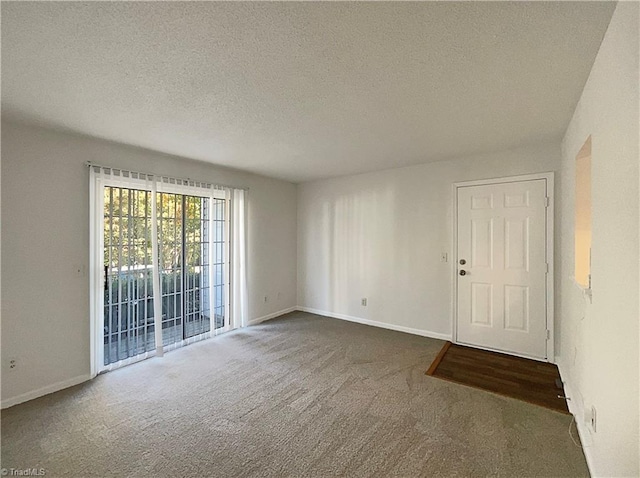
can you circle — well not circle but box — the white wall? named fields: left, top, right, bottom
left=1, top=121, right=298, bottom=406
left=297, top=142, right=560, bottom=338
left=557, top=3, right=639, bottom=477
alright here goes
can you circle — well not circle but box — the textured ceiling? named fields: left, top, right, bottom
left=1, top=2, right=615, bottom=183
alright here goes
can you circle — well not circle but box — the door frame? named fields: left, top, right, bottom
left=451, top=172, right=555, bottom=362
left=89, top=170, right=232, bottom=378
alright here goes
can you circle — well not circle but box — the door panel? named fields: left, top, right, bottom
left=457, top=179, right=547, bottom=359
left=103, top=187, right=156, bottom=365
left=471, top=283, right=493, bottom=326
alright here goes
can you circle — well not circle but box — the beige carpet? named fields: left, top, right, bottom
left=1, top=311, right=588, bottom=477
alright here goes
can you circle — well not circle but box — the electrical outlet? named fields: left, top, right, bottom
left=264, top=296, right=268, bottom=303
left=8, top=357, right=17, bottom=371
left=361, top=298, right=367, bottom=306
left=441, top=252, right=448, bottom=262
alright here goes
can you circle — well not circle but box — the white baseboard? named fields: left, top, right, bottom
left=556, top=361, right=595, bottom=476
left=1, top=373, right=92, bottom=409
left=1, top=307, right=443, bottom=409
left=248, top=306, right=297, bottom=326
left=296, top=306, right=452, bottom=341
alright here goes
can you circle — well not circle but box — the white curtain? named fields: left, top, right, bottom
left=149, top=178, right=164, bottom=357
left=232, top=188, right=248, bottom=328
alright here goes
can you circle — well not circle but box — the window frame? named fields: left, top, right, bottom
left=574, top=136, right=592, bottom=291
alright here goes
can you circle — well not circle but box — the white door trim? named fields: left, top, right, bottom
left=451, top=172, right=555, bottom=362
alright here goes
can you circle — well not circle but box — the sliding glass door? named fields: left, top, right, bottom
left=156, top=193, right=220, bottom=345
left=102, top=185, right=228, bottom=368
left=103, top=187, right=155, bottom=364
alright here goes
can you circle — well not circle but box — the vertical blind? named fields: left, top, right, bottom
left=89, top=164, right=248, bottom=375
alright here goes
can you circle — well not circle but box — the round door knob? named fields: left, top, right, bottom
left=459, top=270, right=467, bottom=276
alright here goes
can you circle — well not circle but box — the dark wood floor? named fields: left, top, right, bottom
left=427, top=342, right=569, bottom=414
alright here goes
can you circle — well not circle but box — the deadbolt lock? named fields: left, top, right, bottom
left=459, top=259, right=466, bottom=265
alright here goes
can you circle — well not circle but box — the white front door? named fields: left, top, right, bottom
left=456, top=179, right=549, bottom=359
